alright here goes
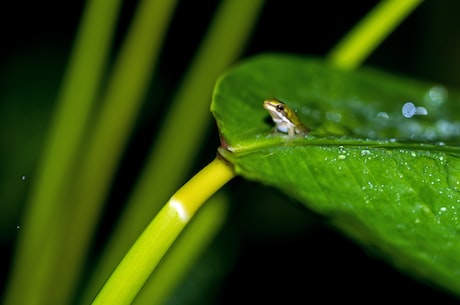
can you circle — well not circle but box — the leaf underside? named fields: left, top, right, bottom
left=211, top=54, right=460, bottom=296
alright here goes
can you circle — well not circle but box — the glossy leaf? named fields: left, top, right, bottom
left=211, top=54, right=460, bottom=295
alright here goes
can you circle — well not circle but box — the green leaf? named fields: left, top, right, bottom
left=211, top=54, right=460, bottom=296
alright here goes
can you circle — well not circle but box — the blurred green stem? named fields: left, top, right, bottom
left=327, top=0, right=423, bottom=69
left=54, top=0, right=178, bottom=304
left=2, top=1, right=121, bottom=304
left=82, top=0, right=264, bottom=302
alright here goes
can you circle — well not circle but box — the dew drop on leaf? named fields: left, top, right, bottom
left=376, top=112, right=390, bottom=120
left=402, top=102, right=416, bottom=118
left=360, top=149, right=371, bottom=156
left=424, top=85, right=448, bottom=108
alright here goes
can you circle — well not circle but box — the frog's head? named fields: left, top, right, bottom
left=263, top=97, right=291, bottom=122
left=263, top=97, right=309, bottom=136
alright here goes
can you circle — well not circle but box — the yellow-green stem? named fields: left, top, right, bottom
left=82, top=0, right=264, bottom=302
left=91, top=157, right=235, bottom=305
left=53, top=0, right=178, bottom=303
left=2, top=1, right=121, bottom=304
left=327, top=0, right=423, bottom=69
left=133, top=192, right=229, bottom=305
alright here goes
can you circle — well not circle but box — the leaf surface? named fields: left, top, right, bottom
left=211, top=54, right=460, bottom=295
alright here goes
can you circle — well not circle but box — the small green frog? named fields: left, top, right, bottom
left=263, top=97, right=309, bottom=137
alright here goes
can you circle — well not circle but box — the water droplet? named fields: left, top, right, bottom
left=424, top=86, right=448, bottom=107
left=16, top=225, right=20, bottom=230
left=416, top=106, right=428, bottom=115
left=21, top=175, right=26, bottom=181
left=435, top=120, right=460, bottom=138
left=360, top=150, right=371, bottom=156
left=337, top=146, right=346, bottom=160
left=376, top=112, right=390, bottom=120
left=325, top=112, right=342, bottom=122
left=402, top=102, right=416, bottom=118
left=402, top=102, right=428, bottom=118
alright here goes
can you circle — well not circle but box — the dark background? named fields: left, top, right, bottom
left=1, top=1, right=460, bottom=304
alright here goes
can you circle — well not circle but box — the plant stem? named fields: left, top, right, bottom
left=133, top=192, right=229, bottom=305
left=2, top=1, right=121, bottom=304
left=54, top=0, right=178, bottom=303
left=82, top=0, right=264, bottom=302
left=327, top=0, right=423, bottom=69
left=91, top=157, right=235, bottom=305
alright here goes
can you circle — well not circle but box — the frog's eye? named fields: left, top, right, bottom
left=276, top=104, right=285, bottom=112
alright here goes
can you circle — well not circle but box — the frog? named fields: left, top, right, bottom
left=263, top=97, right=309, bottom=137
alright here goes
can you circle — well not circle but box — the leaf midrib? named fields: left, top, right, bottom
left=221, top=136, right=460, bottom=157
